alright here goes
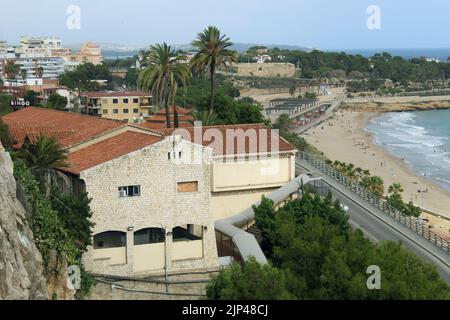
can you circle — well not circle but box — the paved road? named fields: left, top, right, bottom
left=296, top=161, right=450, bottom=285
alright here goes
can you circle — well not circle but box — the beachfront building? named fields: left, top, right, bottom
left=74, top=42, right=103, bottom=65
left=2, top=107, right=296, bottom=275
left=0, top=37, right=103, bottom=83
left=80, top=91, right=153, bottom=122
left=172, top=125, right=297, bottom=219
left=2, top=107, right=219, bottom=276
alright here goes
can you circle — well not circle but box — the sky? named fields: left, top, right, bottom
left=1, top=0, right=450, bottom=50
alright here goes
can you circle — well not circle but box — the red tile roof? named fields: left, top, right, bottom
left=2, top=107, right=127, bottom=148
left=139, top=121, right=193, bottom=130
left=161, top=123, right=296, bottom=156
left=62, top=131, right=162, bottom=174
left=80, top=91, right=151, bottom=98
left=155, top=105, right=192, bottom=115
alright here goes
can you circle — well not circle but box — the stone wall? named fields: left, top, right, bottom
left=81, top=136, right=219, bottom=277
left=0, top=143, right=48, bottom=299
left=232, top=62, right=296, bottom=77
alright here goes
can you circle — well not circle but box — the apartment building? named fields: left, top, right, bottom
left=80, top=91, right=153, bottom=122
left=75, top=42, right=103, bottom=65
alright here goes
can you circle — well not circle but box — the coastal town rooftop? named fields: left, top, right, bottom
left=1, top=106, right=296, bottom=174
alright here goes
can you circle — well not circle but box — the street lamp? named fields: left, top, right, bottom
left=417, top=189, right=427, bottom=226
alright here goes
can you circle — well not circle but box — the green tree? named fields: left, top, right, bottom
left=289, top=85, right=296, bottom=97
left=15, top=135, right=69, bottom=182
left=21, top=69, right=28, bottom=84
left=138, top=43, right=190, bottom=128
left=60, top=63, right=114, bottom=92
left=47, top=93, right=68, bottom=110
left=0, top=93, right=14, bottom=116
left=196, top=92, right=267, bottom=125
left=388, top=183, right=404, bottom=194
left=23, top=90, right=40, bottom=106
left=207, top=259, right=294, bottom=300
left=5, top=61, right=20, bottom=85
left=190, top=110, right=218, bottom=126
left=243, top=191, right=450, bottom=299
left=0, top=119, right=13, bottom=149
left=36, top=66, right=44, bottom=79
left=272, top=114, right=309, bottom=152
left=50, top=187, right=94, bottom=256
left=361, top=175, right=384, bottom=197
left=190, top=26, right=238, bottom=113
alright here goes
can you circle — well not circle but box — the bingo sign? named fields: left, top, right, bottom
left=10, top=99, right=30, bottom=110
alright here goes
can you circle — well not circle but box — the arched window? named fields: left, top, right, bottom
left=93, top=231, right=126, bottom=249
left=172, top=224, right=203, bottom=242
left=134, top=228, right=165, bottom=245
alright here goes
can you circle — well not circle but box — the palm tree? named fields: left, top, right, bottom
left=21, top=69, right=28, bottom=85
left=190, top=110, right=218, bottom=126
left=36, top=65, right=44, bottom=79
left=138, top=43, right=190, bottom=128
left=190, top=26, right=238, bottom=113
left=388, top=183, right=404, bottom=195
left=361, top=175, right=384, bottom=197
left=15, top=135, right=68, bottom=180
left=5, top=61, right=20, bottom=86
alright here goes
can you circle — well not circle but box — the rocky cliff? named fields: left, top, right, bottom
left=0, top=142, right=48, bottom=300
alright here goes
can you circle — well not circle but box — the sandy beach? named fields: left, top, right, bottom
left=303, top=110, right=450, bottom=237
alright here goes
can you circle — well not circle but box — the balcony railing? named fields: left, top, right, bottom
left=298, top=151, right=450, bottom=254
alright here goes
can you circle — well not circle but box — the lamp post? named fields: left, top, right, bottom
left=417, top=189, right=426, bottom=226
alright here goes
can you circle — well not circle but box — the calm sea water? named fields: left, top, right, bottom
left=364, top=110, right=450, bottom=192
left=341, top=48, right=450, bottom=61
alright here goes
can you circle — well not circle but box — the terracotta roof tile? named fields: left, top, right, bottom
left=80, top=91, right=151, bottom=98
left=155, top=105, right=192, bottom=115
left=160, top=123, right=296, bottom=156
left=62, top=131, right=162, bottom=174
left=1, top=107, right=126, bottom=148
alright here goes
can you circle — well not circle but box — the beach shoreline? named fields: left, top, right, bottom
left=303, top=109, right=450, bottom=236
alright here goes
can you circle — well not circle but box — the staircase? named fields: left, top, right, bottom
left=245, top=223, right=263, bottom=243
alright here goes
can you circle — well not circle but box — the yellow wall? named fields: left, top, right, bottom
left=93, top=247, right=127, bottom=265
left=172, top=240, right=203, bottom=261
left=94, top=96, right=151, bottom=122
left=211, top=156, right=294, bottom=192
left=211, top=188, right=275, bottom=220
left=133, top=242, right=165, bottom=272
left=210, top=155, right=296, bottom=219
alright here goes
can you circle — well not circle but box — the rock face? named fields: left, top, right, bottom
left=0, top=142, right=48, bottom=300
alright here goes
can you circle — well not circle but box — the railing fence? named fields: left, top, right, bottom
left=298, top=152, right=450, bottom=254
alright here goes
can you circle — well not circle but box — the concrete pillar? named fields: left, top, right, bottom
left=126, top=229, right=134, bottom=270
left=165, top=228, right=173, bottom=272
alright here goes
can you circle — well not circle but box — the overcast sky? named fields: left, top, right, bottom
left=1, top=0, right=449, bottom=49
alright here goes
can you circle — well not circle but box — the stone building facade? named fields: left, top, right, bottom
left=80, top=136, right=219, bottom=276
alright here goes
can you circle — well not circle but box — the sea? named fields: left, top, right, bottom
left=364, top=110, right=450, bottom=193
left=331, top=48, right=450, bottom=62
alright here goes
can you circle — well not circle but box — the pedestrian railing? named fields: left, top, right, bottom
left=298, top=152, right=450, bottom=254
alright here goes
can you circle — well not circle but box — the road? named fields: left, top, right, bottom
left=296, top=160, right=450, bottom=285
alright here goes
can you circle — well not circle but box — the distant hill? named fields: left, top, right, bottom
left=172, top=43, right=312, bottom=53
left=66, top=42, right=312, bottom=60
left=231, top=43, right=312, bottom=53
